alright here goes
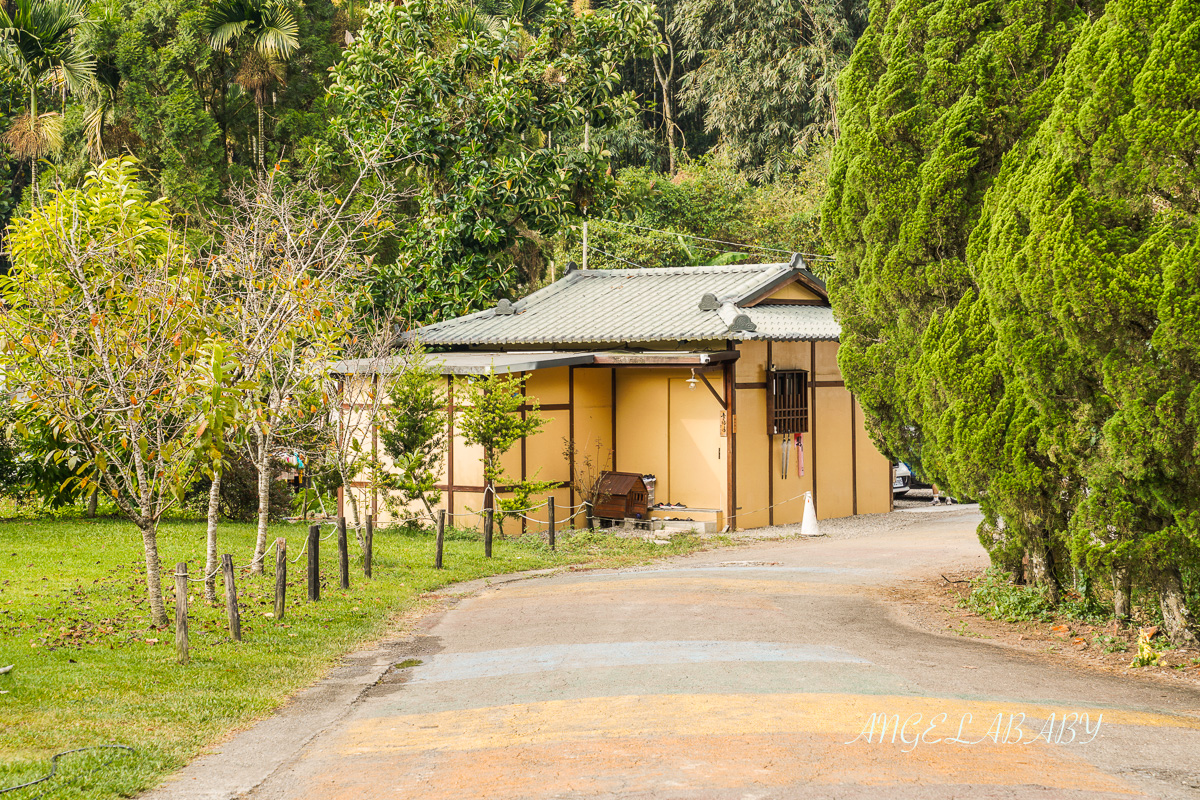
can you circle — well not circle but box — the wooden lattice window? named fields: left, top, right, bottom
left=769, top=369, right=809, bottom=435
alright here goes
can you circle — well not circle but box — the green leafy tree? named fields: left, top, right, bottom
left=0, top=158, right=227, bottom=627
left=76, top=0, right=225, bottom=215
left=381, top=344, right=447, bottom=527
left=456, top=370, right=544, bottom=521
left=208, top=167, right=382, bottom=573
left=328, top=0, right=661, bottom=322
left=0, top=0, right=95, bottom=200
left=674, top=0, right=866, bottom=179
left=578, top=153, right=832, bottom=271
left=497, top=475, right=556, bottom=536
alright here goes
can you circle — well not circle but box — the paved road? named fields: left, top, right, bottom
left=236, top=508, right=1200, bottom=799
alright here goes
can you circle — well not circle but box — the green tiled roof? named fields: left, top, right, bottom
left=415, top=260, right=839, bottom=347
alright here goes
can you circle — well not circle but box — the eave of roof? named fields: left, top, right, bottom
left=330, top=350, right=742, bottom=375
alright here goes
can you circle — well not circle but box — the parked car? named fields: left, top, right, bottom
left=893, top=462, right=931, bottom=497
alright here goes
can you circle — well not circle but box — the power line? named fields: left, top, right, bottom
left=595, top=218, right=836, bottom=261
left=587, top=245, right=647, bottom=269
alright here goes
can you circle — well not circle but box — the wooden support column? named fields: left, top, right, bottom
left=767, top=341, right=774, bottom=526
left=810, top=340, right=818, bottom=516
left=724, top=354, right=736, bottom=532
left=174, top=562, right=188, bottom=665
left=610, top=368, right=617, bottom=469
left=568, top=365, right=576, bottom=525
left=851, top=393, right=858, bottom=516
left=520, top=376, right=527, bottom=535
left=446, top=376, right=455, bottom=525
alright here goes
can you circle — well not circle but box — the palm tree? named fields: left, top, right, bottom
left=477, top=0, right=550, bottom=32
left=207, top=0, right=299, bottom=170
left=0, top=0, right=95, bottom=202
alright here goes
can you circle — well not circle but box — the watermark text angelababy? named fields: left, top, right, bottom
left=844, top=711, right=1102, bottom=751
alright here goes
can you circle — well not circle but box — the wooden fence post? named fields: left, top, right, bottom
left=548, top=501, right=556, bottom=551
left=175, top=562, right=188, bottom=665
left=484, top=508, right=493, bottom=558
left=364, top=514, right=374, bottom=579
left=435, top=509, right=446, bottom=569
left=585, top=501, right=594, bottom=530
left=274, top=538, right=287, bottom=621
left=222, top=554, right=241, bottom=641
left=338, top=517, right=349, bottom=590
left=307, top=524, right=320, bottom=602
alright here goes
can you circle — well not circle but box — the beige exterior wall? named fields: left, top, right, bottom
left=726, top=338, right=892, bottom=526
left=349, top=275, right=891, bottom=529
left=613, top=368, right=728, bottom=528
left=349, top=343, right=892, bottom=530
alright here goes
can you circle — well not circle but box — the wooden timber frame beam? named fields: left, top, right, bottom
left=851, top=391, right=858, bottom=516
left=724, top=348, right=737, bottom=532
left=810, top=340, right=818, bottom=516
left=355, top=480, right=572, bottom=493
left=698, top=369, right=727, bottom=410
left=610, top=368, right=617, bottom=470
left=766, top=341, right=773, bottom=526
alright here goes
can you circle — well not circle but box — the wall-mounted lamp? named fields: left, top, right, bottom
left=687, top=369, right=699, bottom=390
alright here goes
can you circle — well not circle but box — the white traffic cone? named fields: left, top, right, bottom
left=800, top=491, right=821, bottom=537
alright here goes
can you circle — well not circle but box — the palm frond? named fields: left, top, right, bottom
left=206, top=0, right=298, bottom=59
left=209, top=18, right=251, bottom=51
left=84, top=102, right=109, bottom=161
left=256, top=4, right=299, bottom=58
left=0, top=0, right=94, bottom=93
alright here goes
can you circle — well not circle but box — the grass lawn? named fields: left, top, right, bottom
left=0, top=515, right=720, bottom=798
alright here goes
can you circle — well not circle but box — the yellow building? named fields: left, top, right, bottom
left=343, top=258, right=893, bottom=531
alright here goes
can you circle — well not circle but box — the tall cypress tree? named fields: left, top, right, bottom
left=823, top=0, right=1093, bottom=596
left=973, top=0, right=1200, bottom=642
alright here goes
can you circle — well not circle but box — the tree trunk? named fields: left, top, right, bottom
left=420, top=494, right=437, bottom=527
left=339, top=465, right=365, bottom=548
left=29, top=88, right=38, bottom=206
left=663, top=91, right=676, bottom=175
left=256, top=100, right=265, bottom=170
left=1026, top=528, right=1060, bottom=605
left=652, top=42, right=676, bottom=175
left=1008, top=556, right=1025, bottom=585
left=205, top=471, right=222, bottom=604
left=252, top=428, right=272, bottom=574
left=1111, top=561, right=1132, bottom=623
left=86, top=491, right=98, bottom=518
left=1158, top=565, right=1200, bottom=646
left=140, top=520, right=170, bottom=628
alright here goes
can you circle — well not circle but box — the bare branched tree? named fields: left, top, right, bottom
left=205, top=133, right=410, bottom=574
left=326, top=315, right=403, bottom=547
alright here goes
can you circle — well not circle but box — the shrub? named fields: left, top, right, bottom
left=188, top=454, right=292, bottom=522
left=963, top=569, right=1057, bottom=623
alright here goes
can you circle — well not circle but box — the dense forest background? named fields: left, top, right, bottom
left=0, top=0, right=860, bottom=315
